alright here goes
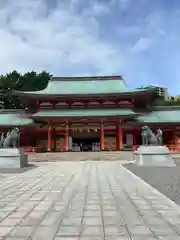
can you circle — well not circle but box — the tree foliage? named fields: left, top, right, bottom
left=0, top=70, right=51, bottom=109
left=138, top=85, right=180, bottom=106
left=152, top=96, right=180, bottom=106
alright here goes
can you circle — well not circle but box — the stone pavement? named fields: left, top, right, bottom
left=0, top=161, right=180, bottom=239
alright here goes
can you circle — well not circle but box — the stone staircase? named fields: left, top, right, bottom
left=28, top=151, right=133, bottom=162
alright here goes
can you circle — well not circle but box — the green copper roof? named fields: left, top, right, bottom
left=13, top=76, right=155, bottom=96
left=135, top=109, right=180, bottom=123
left=32, top=108, right=137, bottom=118
left=0, top=112, right=34, bottom=126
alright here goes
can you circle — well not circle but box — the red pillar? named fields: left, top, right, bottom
left=52, top=125, right=56, bottom=152
left=68, top=122, right=72, bottom=151
left=47, top=124, right=52, bottom=151
left=173, top=129, right=176, bottom=145
left=133, top=130, right=136, bottom=145
left=64, top=122, right=69, bottom=151
left=132, top=130, right=136, bottom=151
left=100, top=122, right=104, bottom=151
left=37, top=100, right=40, bottom=111
left=52, top=101, right=56, bottom=109
left=116, top=122, right=123, bottom=151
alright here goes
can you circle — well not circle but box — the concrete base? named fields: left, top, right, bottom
left=134, top=146, right=175, bottom=166
left=0, top=148, right=28, bottom=170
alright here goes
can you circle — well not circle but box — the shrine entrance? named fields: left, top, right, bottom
left=71, top=132, right=100, bottom=152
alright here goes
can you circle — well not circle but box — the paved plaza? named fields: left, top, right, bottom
left=0, top=159, right=180, bottom=239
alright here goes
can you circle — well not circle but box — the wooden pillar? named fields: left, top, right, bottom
left=133, top=130, right=136, bottom=146
left=37, top=100, right=40, bottom=111
left=53, top=125, right=56, bottom=152
left=68, top=122, right=72, bottom=151
left=116, top=121, right=123, bottom=151
left=100, top=122, right=104, bottom=151
left=52, top=101, right=56, bottom=109
left=47, top=123, right=52, bottom=151
left=64, top=122, right=69, bottom=151
left=173, top=128, right=176, bottom=145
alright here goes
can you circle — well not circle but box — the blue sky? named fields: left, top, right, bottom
left=0, top=0, right=180, bottom=95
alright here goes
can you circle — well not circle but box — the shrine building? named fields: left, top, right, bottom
left=1, top=75, right=180, bottom=152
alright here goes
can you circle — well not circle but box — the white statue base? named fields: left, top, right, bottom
left=0, top=148, right=28, bottom=169
left=134, top=146, right=175, bottom=166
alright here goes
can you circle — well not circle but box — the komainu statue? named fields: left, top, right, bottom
left=156, top=128, right=163, bottom=145
left=141, top=126, right=163, bottom=146
left=2, top=128, right=20, bottom=148
left=0, top=133, right=5, bottom=148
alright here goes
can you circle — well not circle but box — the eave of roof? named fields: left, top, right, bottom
left=129, top=108, right=180, bottom=124
left=0, top=110, right=34, bottom=127
left=31, top=108, right=138, bottom=119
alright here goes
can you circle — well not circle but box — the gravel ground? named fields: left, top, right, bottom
left=124, top=162, right=180, bottom=206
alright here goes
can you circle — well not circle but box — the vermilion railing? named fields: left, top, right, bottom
left=166, top=144, right=180, bottom=153
left=23, top=144, right=180, bottom=154
left=24, top=147, right=37, bottom=154
left=132, top=145, right=138, bottom=152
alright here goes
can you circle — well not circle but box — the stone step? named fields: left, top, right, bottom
left=28, top=151, right=133, bottom=162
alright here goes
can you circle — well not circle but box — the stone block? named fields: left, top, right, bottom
left=0, top=148, right=29, bottom=172
left=134, top=146, right=175, bottom=166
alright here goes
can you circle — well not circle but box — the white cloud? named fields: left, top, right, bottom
left=132, top=37, right=153, bottom=52
left=1, top=0, right=180, bottom=95
left=85, top=0, right=110, bottom=16
left=0, top=0, right=124, bottom=75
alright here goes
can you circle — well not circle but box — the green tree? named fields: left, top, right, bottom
left=152, top=97, right=167, bottom=106
left=0, top=70, right=51, bottom=109
left=16, top=71, right=51, bottom=91
left=0, top=71, right=21, bottom=109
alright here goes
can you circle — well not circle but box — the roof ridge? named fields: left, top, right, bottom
left=51, top=75, right=123, bottom=82
left=152, top=106, right=180, bottom=110
left=0, top=109, right=25, bottom=114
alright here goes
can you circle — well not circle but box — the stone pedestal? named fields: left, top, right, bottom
left=0, top=148, right=28, bottom=170
left=134, top=146, right=175, bottom=166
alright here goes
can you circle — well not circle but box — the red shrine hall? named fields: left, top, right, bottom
left=1, top=75, right=180, bottom=152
